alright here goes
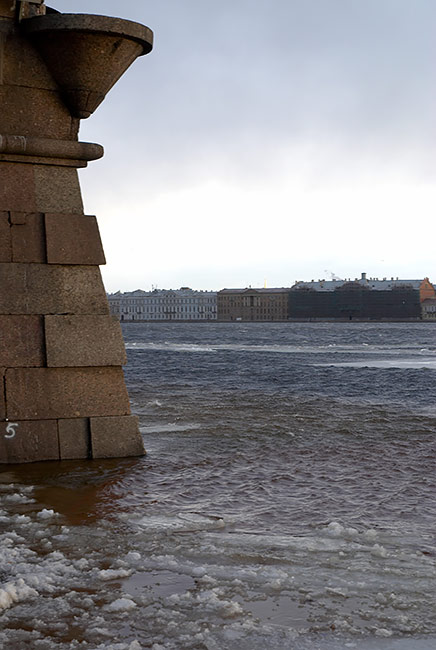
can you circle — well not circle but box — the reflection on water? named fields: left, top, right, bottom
left=0, top=322, right=436, bottom=649
left=0, top=459, right=142, bottom=525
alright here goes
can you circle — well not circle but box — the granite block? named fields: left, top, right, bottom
left=0, top=262, right=26, bottom=313
left=0, top=369, right=5, bottom=420
left=45, top=315, right=126, bottom=367
left=0, top=263, right=109, bottom=315
left=5, top=367, right=131, bottom=420
left=0, top=315, right=44, bottom=366
left=11, top=212, right=46, bottom=263
left=34, top=166, right=84, bottom=213
left=0, top=211, right=11, bottom=261
left=0, top=162, right=37, bottom=212
left=3, top=31, right=57, bottom=89
left=58, top=418, right=90, bottom=460
left=0, top=419, right=59, bottom=464
left=17, top=0, right=45, bottom=21
left=9, top=212, right=27, bottom=225
left=0, top=31, right=6, bottom=88
left=0, top=86, right=72, bottom=140
left=45, top=213, right=105, bottom=265
left=0, top=1, right=14, bottom=18
left=90, top=415, right=145, bottom=459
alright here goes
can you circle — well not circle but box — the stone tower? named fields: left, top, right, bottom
left=0, top=0, right=153, bottom=463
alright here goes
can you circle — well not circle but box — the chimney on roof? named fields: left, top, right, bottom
left=361, top=272, right=367, bottom=281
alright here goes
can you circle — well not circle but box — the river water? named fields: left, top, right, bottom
left=1, top=322, right=435, bottom=650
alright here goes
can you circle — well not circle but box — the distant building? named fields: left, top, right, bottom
left=289, top=272, right=435, bottom=320
left=108, top=288, right=217, bottom=321
left=421, top=298, right=436, bottom=320
left=218, top=288, right=290, bottom=321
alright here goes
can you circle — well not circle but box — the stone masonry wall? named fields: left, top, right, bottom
left=0, top=0, right=145, bottom=462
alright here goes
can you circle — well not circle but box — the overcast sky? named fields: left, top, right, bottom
left=53, top=0, right=436, bottom=292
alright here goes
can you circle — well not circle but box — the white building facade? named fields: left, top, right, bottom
left=422, top=298, right=436, bottom=320
left=108, top=288, right=217, bottom=321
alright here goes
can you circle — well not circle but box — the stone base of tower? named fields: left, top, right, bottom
left=0, top=162, right=145, bottom=465
left=0, top=1, right=151, bottom=463
left=0, top=415, right=144, bottom=464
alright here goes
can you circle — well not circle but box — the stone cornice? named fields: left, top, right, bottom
left=0, top=134, right=103, bottom=166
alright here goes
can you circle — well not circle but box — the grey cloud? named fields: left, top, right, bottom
left=57, top=0, right=436, bottom=182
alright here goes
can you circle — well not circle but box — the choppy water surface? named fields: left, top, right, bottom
left=1, top=322, right=436, bottom=650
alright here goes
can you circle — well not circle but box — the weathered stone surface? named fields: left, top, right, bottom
left=0, top=263, right=25, bottom=313
left=0, top=315, right=44, bottom=366
left=58, top=418, right=90, bottom=460
left=0, top=211, right=11, bottom=261
left=34, top=166, right=84, bottom=213
left=0, top=1, right=14, bottom=18
left=22, top=14, right=153, bottom=118
left=9, top=212, right=27, bottom=225
left=6, top=367, right=131, bottom=420
left=11, top=212, right=46, bottom=263
left=0, top=2, right=150, bottom=463
left=2, top=30, right=57, bottom=90
left=0, top=154, right=86, bottom=167
left=17, top=0, right=46, bottom=21
left=0, top=162, right=37, bottom=212
left=45, top=213, right=105, bottom=265
left=45, top=315, right=126, bottom=367
left=0, top=369, right=5, bottom=420
left=0, top=419, right=59, bottom=464
left=90, top=415, right=144, bottom=459
left=0, top=86, right=72, bottom=140
left=0, top=263, right=109, bottom=314
left=0, top=136, right=103, bottom=162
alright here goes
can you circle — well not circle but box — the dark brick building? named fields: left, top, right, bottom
left=218, top=288, right=290, bottom=321
left=289, top=273, right=435, bottom=320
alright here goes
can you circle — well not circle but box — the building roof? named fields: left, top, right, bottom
left=108, top=288, right=216, bottom=298
left=292, top=273, right=428, bottom=292
left=219, top=287, right=290, bottom=295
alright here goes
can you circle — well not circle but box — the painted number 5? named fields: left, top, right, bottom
left=5, top=422, right=18, bottom=439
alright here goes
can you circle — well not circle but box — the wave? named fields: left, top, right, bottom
left=314, top=358, right=436, bottom=369
left=125, top=341, right=436, bottom=356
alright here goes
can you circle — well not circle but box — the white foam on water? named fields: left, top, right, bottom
left=126, top=342, right=217, bottom=353
left=139, top=422, right=202, bottom=434
left=133, top=512, right=226, bottom=534
left=125, top=341, right=426, bottom=357
left=105, top=597, right=137, bottom=612
left=314, top=358, right=436, bottom=369
left=0, top=470, right=435, bottom=648
left=99, top=568, right=133, bottom=581
left=287, top=635, right=436, bottom=650
left=0, top=578, right=38, bottom=611
left=36, top=508, right=58, bottom=520
left=1, top=508, right=434, bottom=649
left=2, top=493, right=35, bottom=505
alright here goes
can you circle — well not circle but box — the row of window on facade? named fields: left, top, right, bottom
left=118, top=299, right=215, bottom=305
left=120, top=306, right=214, bottom=313
left=108, top=289, right=218, bottom=321
left=108, top=282, right=436, bottom=321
